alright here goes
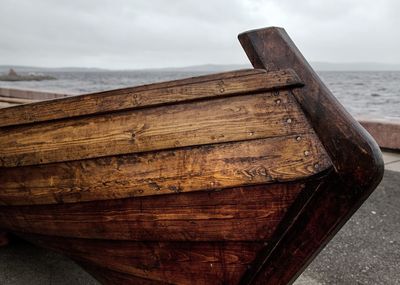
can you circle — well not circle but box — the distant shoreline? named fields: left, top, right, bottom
left=0, top=68, right=56, bottom=82
left=0, top=74, right=56, bottom=82
left=1, top=62, right=400, bottom=73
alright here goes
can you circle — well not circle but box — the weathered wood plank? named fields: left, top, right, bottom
left=0, top=90, right=309, bottom=167
left=0, top=134, right=331, bottom=206
left=22, top=234, right=263, bottom=285
left=0, top=183, right=305, bottom=241
left=0, top=69, right=301, bottom=127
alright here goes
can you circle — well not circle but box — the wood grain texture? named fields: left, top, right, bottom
left=238, top=26, right=384, bottom=285
left=0, top=133, right=331, bottom=206
left=239, top=28, right=383, bottom=191
left=0, top=183, right=305, bottom=241
left=0, top=90, right=310, bottom=167
left=80, top=263, right=170, bottom=285
left=21, top=233, right=263, bottom=285
left=0, top=69, right=301, bottom=127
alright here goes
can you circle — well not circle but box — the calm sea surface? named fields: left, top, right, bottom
left=0, top=70, right=399, bottom=118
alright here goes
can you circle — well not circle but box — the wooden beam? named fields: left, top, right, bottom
left=0, top=183, right=305, bottom=241
left=0, top=134, right=331, bottom=205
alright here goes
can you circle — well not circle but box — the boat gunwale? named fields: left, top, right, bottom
left=0, top=68, right=303, bottom=128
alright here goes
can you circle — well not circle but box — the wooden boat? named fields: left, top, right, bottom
left=0, top=27, right=384, bottom=284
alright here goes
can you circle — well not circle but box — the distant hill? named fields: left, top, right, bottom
left=1, top=62, right=400, bottom=73
left=147, top=64, right=252, bottom=72
left=0, top=64, right=251, bottom=74
left=310, top=62, right=400, bottom=71
left=0, top=65, right=107, bottom=73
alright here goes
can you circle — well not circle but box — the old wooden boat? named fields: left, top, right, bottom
left=0, top=27, right=384, bottom=284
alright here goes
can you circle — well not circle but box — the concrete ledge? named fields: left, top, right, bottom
left=0, top=87, right=70, bottom=101
left=358, top=117, right=400, bottom=151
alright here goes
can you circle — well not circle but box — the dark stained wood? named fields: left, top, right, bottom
left=0, top=90, right=310, bottom=167
left=238, top=27, right=384, bottom=284
left=0, top=134, right=331, bottom=206
left=0, top=183, right=306, bottom=241
left=80, top=263, right=170, bottom=285
left=0, top=69, right=301, bottom=127
left=21, top=233, right=263, bottom=285
left=0, top=231, right=8, bottom=246
left=239, top=28, right=383, bottom=190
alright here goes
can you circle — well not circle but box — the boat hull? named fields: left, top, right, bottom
left=0, top=27, right=383, bottom=284
left=11, top=178, right=325, bottom=285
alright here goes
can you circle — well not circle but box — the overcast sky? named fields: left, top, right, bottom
left=0, top=0, right=399, bottom=69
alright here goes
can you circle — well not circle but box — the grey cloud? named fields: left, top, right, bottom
left=0, top=0, right=399, bottom=69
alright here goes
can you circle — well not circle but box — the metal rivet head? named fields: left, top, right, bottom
left=275, top=99, right=281, bottom=104
left=304, top=150, right=310, bottom=156
left=249, top=131, right=254, bottom=136
left=219, top=88, right=225, bottom=93
left=314, top=163, right=319, bottom=169
left=286, top=118, right=292, bottom=123
left=296, top=136, right=301, bottom=141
